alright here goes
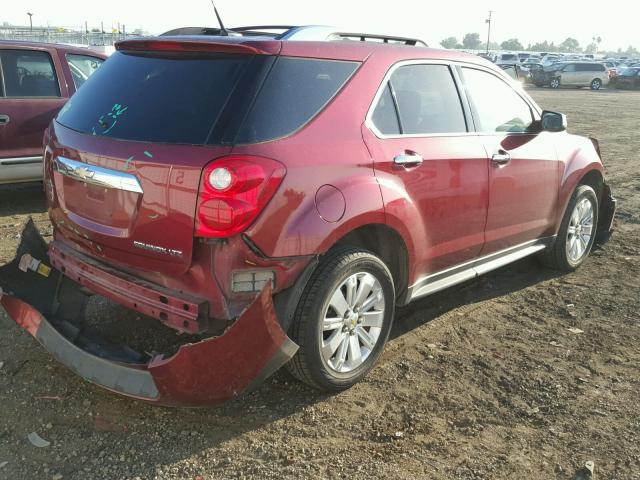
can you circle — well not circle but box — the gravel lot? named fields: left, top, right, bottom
left=0, top=88, right=639, bottom=480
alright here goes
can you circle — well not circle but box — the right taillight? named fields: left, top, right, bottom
left=195, top=155, right=286, bottom=238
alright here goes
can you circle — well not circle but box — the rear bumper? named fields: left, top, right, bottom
left=0, top=220, right=298, bottom=407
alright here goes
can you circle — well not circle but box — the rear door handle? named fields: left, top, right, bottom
left=0, top=115, right=10, bottom=125
left=394, top=152, right=423, bottom=167
left=491, top=152, right=511, bottom=165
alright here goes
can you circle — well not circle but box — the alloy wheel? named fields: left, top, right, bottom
left=566, top=197, right=594, bottom=263
left=320, top=272, right=385, bottom=373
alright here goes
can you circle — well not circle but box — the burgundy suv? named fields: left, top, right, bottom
left=0, top=30, right=615, bottom=406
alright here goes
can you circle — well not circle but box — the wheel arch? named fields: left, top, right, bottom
left=333, top=223, right=410, bottom=304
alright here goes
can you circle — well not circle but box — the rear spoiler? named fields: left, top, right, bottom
left=115, top=37, right=282, bottom=56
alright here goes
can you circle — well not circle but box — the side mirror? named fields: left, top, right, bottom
left=541, top=110, right=567, bottom=132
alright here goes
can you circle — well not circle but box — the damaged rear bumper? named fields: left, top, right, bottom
left=0, top=220, right=298, bottom=407
left=595, top=182, right=617, bottom=245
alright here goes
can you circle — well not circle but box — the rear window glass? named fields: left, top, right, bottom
left=234, top=57, right=358, bottom=144
left=57, top=51, right=251, bottom=145
left=57, top=52, right=357, bottom=146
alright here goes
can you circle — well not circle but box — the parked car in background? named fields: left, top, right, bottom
left=495, top=53, right=519, bottom=65
left=0, top=27, right=616, bottom=406
left=521, top=63, right=544, bottom=83
left=498, top=63, right=526, bottom=82
left=0, top=40, right=106, bottom=184
left=542, top=54, right=562, bottom=65
left=611, top=67, right=640, bottom=89
left=534, top=62, right=608, bottom=89
left=601, top=61, right=620, bottom=78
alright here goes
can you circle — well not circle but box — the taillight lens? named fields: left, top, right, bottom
left=195, top=155, right=286, bottom=238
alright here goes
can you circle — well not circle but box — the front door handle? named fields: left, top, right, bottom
left=491, top=151, right=511, bottom=165
left=0, top=115, right=10, bottom=125
left=394, top=152, right=423, bottom=167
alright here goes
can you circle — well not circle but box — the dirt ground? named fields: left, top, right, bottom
left=0, top=88, right=639, bottom=480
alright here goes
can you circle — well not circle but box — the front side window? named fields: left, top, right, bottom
left=462, top=67, right=533, bottom=134
left=0, top=50, right=60, bottom=97
left=563, top=64, right=576, bottom=72
left=378, top=64, right=467, bottom=135
left=66, top=54, right=104, bottom=90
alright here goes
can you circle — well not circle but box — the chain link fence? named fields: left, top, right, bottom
left=0, top=26, right=143, bottom=46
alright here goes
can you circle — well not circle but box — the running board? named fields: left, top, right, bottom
left=407, top=237, right=555, bottom=301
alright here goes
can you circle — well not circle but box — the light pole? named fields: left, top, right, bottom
left=27, top=12, right=33, bottom=32
left=485, top=10, right=493, bottom=54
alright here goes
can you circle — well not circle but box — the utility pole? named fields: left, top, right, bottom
left=485, top=10, right=493, bottom=54
left=27, top=12, right=33, bottom=32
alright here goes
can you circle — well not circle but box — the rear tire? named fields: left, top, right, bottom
left=286, top=247, right=395, bottom=391
left=590, top=78, right=602, bottom=90
left=539, top=185, right=599, bottom=272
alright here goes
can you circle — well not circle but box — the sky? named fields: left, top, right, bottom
left=3, top=0, right=638, bottom=51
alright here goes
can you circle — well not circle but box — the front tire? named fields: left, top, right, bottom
left=590, top=78, right=602, bottom=90
left=550, top=78, right=561, bottom=89
left=540, top=185, right=599, bottom=272
left=286, top=247, right=395, bottom=391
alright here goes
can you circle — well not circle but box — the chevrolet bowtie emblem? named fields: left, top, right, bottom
left=74, top=167, right=95, bottom=180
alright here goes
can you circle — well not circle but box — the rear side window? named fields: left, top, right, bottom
left=375, top=64, right=467, bottom=135
left=66, top=54, right=104, bottom=90
left=234, top=58, right=358, bottom=144
left=0, top=50, right=60, bottom=97
left=577, top=63, right=605, bottom=72
left=57, top=51, right=251, bottom=144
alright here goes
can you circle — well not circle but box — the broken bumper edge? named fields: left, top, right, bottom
left=0, top=220, right=298, bottom=407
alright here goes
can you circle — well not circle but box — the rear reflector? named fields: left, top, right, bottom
left=195, top=156, right=285, bottom=238
left=232, top=270, right=276, bottom=293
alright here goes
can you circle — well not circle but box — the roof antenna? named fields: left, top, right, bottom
left=210, top=1, right=229, bottom=36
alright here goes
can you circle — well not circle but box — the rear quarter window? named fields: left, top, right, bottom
left=234, top=57, right=358, bottom=144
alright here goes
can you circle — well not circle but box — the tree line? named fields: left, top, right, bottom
left=440, top=33, right=639, bottom=56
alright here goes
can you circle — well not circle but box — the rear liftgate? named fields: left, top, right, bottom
left=0, top=220, right=298, bottom=407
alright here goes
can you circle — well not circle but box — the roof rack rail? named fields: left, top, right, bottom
left=332, top=32, right=427, bottom=47
left=160, top=25, right=428, bottom=47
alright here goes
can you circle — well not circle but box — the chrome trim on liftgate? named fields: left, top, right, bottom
left=407, top=236, right=555, bottom=301
left=53, top=156, right=143, bottom=194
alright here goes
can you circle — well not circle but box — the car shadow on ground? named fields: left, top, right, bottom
left=391, top=255, right=563, bottom=341
left=0, top=183, right=46, bottom=217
